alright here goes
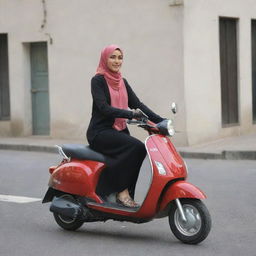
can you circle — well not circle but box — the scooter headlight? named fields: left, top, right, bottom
left=166, top=119, right=175, bottom=137
left=157, top=119, right=175, bottom=137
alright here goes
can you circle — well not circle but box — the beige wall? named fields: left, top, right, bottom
left=1, top=0, right=256, bottom=146
left=0, top=0, right=186, bottom=144
left=183, top=0, right=256, bottom=145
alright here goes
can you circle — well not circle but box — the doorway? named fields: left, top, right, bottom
left=0, top=34, right=10, bottom=120
left=252, top=20, right=256, bottom=123
left=30, top=42, right=50, bottom=135
left=219, top=17, right=239, bottom=126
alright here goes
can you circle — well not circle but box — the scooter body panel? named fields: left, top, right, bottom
left=146, top=134, right=187, bottom=179
left=131, top=134, right=188, bottom=219
left=49, top=160, right=105, bottom=203
left=159, top=180, right=207, bottom=212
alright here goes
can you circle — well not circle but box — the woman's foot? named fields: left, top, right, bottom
left=116, top=196, right=139, bottom=208
left=116, top=189, right=139, bottom=208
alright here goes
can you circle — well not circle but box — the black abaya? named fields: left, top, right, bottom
left=90, top=128, right=146, bottom=198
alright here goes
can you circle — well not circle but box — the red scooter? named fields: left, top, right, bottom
left=42, top=103, right=211, bottom=244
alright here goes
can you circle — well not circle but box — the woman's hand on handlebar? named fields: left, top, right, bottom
left=132, top=109, right=148, bottom=120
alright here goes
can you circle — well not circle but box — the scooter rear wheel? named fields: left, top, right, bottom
left=168, top=198, right=211, bottom=244
left=53, top=194, right=84, bottom=231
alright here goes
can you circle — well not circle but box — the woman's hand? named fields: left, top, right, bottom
left=132, top=109, right=147, bottom=120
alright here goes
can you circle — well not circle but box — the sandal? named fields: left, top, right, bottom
left=116, top=197, right=140, bottom=208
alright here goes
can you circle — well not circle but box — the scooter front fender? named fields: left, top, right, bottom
left=159, top=181, right=206, bottom=212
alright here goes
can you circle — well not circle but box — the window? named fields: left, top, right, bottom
left=252, top=20, right=256, bottom=123
left=219, top=18, right=239, bottom=126
left=0, top=34, right=10, bottom=120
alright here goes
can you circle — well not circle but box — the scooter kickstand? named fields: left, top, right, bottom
left=175, top=199, right=187, bottom=222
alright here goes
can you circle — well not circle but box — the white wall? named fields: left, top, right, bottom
left=3, top=0, right=255, bottom=146
left=0, top=0, right=187, bottom=144
left=183, top=0, right=256, bottom=145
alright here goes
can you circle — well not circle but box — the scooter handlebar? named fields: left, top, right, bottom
left=127, top=119, right=160, bottom=134
left=127, top=119, right=143, bottom=125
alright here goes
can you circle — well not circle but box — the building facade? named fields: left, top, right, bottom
left=0, top=0, right=256, bottom=146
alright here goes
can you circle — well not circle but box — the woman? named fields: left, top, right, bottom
left=86, top=45, right=165, bottom=207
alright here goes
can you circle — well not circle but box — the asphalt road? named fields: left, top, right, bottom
left=0, top=149, right=256, bottom=256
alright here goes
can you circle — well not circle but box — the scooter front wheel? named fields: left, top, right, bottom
left=53, top=194, right=84, bottom=231
left=168, top=199, right=211, bottom=244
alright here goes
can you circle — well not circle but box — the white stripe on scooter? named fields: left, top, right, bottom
left=0, top=194, right=41, bottom=203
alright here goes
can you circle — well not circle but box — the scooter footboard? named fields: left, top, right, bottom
left=159, top=181, right=206, bottom=212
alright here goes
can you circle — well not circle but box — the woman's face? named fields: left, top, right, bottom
left=107, top=49, right=123, bottom=73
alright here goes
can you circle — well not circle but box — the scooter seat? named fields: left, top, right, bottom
left=60, top=144, right=106, bottom=163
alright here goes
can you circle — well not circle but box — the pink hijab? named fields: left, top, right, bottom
left=96, top=45, right=128, bottom=131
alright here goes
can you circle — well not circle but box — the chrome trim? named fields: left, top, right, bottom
left=141, top=135, right=158, bottom=205
left=174, top=203, right=202, bottom=236
left=55, top=145, right=70, bottom=161
left=184, top=160, right=189, bottom=175
left=175, top=198, right=187, bottom=222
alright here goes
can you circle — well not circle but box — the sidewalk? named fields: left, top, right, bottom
left=178, top=134, right=256, bottom=160
left=1, top=134, right=256, bottom=160
left=0, top=136, right=83, bottom=154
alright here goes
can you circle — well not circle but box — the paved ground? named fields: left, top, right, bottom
left=0, top=150, right=256, bottom=256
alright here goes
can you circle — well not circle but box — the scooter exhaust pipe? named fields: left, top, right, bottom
left=50, top=197, right=82, bottom=219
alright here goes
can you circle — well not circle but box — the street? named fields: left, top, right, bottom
left=0, top=149, right=256, bottom=256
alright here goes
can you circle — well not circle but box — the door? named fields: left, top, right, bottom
left=219, top=18, right=239, bottom=126
left=0, top=34, right=10, bottom=120
left=252, top=20, right=256, bottom=122
left=30, top=42, right=50, bottom=135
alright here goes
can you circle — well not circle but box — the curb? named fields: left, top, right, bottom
left=179, top=150, right=256, bottom=160
left=222, top=150, right=256, bottom=160
left=0, top=144, right=57, bottom=153
left=1, top=143, right=256, bottom=160
left=179, top=151, right=223, bottom=160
